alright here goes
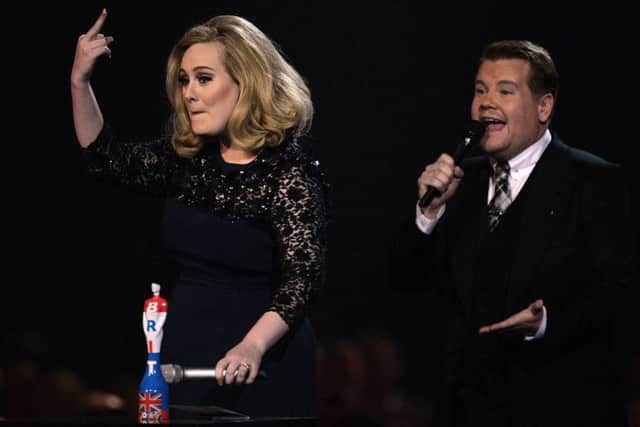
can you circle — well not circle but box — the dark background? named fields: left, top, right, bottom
left=4, top=0, right=639, bottom=422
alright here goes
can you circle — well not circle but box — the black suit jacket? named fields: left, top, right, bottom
left=391, top=134, right=637, bottom=426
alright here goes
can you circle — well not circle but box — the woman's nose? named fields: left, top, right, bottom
left=183, top=83, right=196, bottom=103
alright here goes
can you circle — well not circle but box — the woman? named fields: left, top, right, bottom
left=71, top=9, right=327, bottom=417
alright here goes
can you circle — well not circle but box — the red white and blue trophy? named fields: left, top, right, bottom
left=138, top=283, right=170, bottom=424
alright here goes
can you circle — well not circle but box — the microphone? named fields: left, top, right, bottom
left=161, top=363, right=267, bottom=384
left=418, top=120, right=487, bottom=209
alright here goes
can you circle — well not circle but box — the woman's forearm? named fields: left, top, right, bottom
left=242, top=311, right=290, bottom=354
left=71, top=79, right=104, bottom=148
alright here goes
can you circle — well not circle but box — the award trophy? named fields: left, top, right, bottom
left=138, top=283, right=169, bottom=424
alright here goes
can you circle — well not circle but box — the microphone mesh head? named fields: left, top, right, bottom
left=160, top=364, right=182, bottom=383
left=467, top=120, right=487, bottom=139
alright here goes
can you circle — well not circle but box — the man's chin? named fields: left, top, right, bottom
left=480, top=140, right=503, bottom=154
left=481, top=144, right=511, bottom=162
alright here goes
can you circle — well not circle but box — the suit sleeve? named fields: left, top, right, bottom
left=388, top=206, right=444, bottom=292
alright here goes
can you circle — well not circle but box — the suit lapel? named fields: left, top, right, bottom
left=505, top=138, right=576, bottom=310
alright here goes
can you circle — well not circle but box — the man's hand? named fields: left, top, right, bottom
left=417, top=154, right=464, bottom=218
left=479, top=299, right=545, bottom=337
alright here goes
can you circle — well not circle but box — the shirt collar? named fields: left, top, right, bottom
left=507, top=129, right=552, bottom=174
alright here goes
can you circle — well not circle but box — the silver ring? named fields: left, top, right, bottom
left=239, top=362, right=251, bottom=370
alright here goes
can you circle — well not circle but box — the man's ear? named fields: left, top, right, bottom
left=538, top=93, right=554, bottom=124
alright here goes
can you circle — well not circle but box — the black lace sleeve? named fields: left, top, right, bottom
left=268, top=159, right=328, bottom=326
left=81, top=125, right=182, bottom=195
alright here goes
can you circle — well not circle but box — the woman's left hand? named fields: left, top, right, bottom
left=215, top=339, right=264, bottom=385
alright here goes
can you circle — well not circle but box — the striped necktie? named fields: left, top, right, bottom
left=487, top=161, right=511, bottom=232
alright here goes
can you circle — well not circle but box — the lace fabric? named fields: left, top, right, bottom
left=81, top=126, right=329, bottom=325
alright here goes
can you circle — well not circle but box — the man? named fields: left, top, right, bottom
left=393, top=40, right=637, bottom=426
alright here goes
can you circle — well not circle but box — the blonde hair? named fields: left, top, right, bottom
left=165, top=15, right=313, bottom=157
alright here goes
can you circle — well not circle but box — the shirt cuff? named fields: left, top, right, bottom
left=524, top=305, right=547, bottom=341
left=415, top=202, right=445, bottom=235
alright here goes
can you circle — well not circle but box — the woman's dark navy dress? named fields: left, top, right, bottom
left=83, top=130, right=328, bottom=417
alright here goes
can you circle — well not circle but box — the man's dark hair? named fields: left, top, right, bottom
left=481, top=40, right=559, bottom=100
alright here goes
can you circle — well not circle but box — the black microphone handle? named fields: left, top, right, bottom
left=417, top=140, right=470, bottom=209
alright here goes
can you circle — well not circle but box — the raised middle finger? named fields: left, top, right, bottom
left=86, top=9, right=108, bottom=38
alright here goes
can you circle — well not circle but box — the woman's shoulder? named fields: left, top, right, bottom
left=268, top=135, right=323, bottom=176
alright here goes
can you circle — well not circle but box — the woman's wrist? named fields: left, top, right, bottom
left=241, top=335, right=267, bottom=355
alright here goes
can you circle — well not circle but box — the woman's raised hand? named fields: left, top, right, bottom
left=71, top=9, right=114, bottom=86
